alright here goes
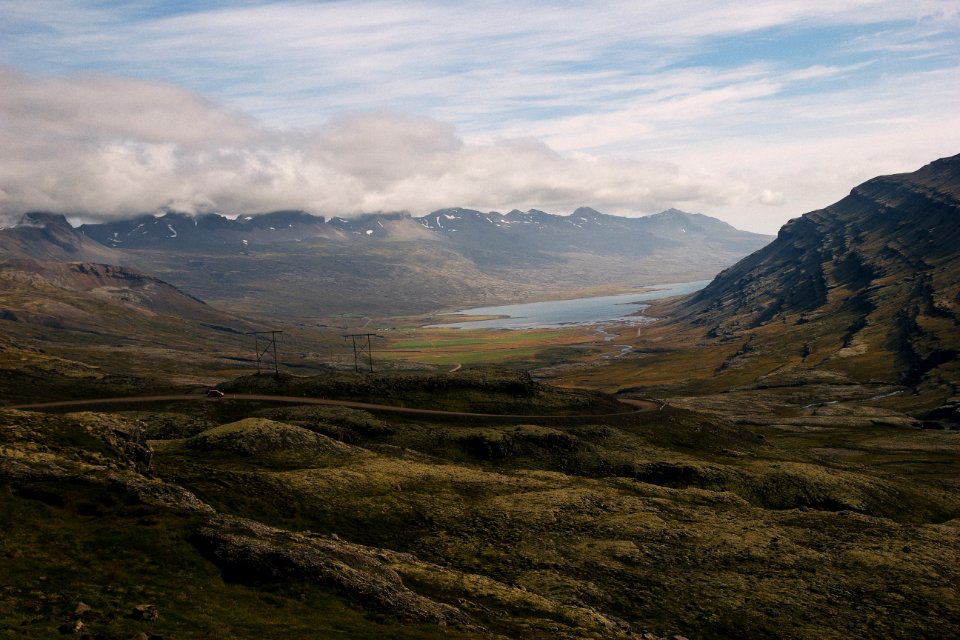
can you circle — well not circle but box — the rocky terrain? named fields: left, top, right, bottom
left=680, top=154, right=960, bottom=390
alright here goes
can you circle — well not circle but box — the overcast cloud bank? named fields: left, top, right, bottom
left=0, top=67, right=762, bottom=225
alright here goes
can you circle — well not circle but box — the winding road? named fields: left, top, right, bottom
left=7, top=393, right=660, bottom=422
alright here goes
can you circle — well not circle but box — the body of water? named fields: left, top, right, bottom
left=430, top=280, right=711, bottom=330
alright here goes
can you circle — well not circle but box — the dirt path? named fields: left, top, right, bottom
left=8, top=393, right=660, bottom=421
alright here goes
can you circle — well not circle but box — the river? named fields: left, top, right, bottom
left=429, top=280, right=710, bottom=330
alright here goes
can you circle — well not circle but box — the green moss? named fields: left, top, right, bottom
left=6, top=372, right=960, bottom=639
left=0, top=492, right=474, bottom=639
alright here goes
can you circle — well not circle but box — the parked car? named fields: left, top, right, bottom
left=206, top=389, right=225, bottom=398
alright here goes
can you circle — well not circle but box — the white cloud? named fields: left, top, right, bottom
left=757, top=190, right=786, bottom=206
left=0, top=67, right=756, bottom=224
left=4, top=0, right=957, bottom=133
left=2, top=63, right=958, bottom=234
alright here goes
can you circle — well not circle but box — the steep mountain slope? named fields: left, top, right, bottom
left=669, top=154, right=960, bottom=396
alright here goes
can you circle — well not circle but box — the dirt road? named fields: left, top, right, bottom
left=8, top=393, right=660, bottom=421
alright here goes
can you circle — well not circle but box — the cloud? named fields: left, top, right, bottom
left=3, top=64, right=959, bottom=235
left=4, top=0, right=957, bottom=135
left=0, top=67, right=756, bottom=225
left=757, top=189, right=786, bottom=206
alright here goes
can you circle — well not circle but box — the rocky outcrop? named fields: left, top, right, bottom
left=0, top=409, right=212, bottom=513
left=191, top=514, right=473, bottom=627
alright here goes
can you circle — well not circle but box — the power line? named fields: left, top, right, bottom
left=246, top=330, right=283, bottom=377
left=344, top=333, right=381, bottom=373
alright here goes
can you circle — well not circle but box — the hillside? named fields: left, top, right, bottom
left=2, top=375, right=959, bottom=638
left=679, top=154, right=960, bottom=389
left=0, top=257, right=261, bottom=388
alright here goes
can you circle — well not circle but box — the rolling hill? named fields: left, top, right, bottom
left=0, top=255, right=263, bottom=388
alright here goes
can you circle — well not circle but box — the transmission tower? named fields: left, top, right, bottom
left=246, top=330, right=283, bottom=377
left=344, top=333, right=380, bottom=373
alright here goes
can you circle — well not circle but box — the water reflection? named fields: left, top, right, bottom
left=430, top=280, right=710, bottom=329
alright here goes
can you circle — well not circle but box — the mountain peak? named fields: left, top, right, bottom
left=571, top=207, right=604, bottom=218
left=650, top=208, right=693, bottom=218
left=1, top=212, right=122, bottom=263
left=16, top=211, right=72, bottom=230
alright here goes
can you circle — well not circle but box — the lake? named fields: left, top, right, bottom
left=430, top=280, right=711, bottom=330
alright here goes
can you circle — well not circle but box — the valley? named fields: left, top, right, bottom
left=1, top=157, right=959, bottom=639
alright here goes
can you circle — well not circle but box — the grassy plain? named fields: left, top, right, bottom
left=378, top=326, right=608, bottom=368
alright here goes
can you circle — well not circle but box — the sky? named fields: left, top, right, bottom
left=0, top=1, right=958, bottom=233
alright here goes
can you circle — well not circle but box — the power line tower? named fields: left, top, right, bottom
left=246, top=330, right=283, bottom=377
left=344, top=333, right=380, bottom=373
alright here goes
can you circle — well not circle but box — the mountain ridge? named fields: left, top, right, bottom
left=0, top=206, right=774, bottom=318
left=672, top=153, right=959, bottom=395
left=0, top=212, right=126, bottom=264
left=75, top=206, right=771, bottom=252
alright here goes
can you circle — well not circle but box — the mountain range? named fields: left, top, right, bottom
left=75, top=207, right=766, bottom=257
left=3, top=157, right=957, bottom=405
left=0, top=206, right=771, bottom=320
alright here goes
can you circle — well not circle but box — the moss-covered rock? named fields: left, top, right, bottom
left=187, top=418, right=362, bottom=459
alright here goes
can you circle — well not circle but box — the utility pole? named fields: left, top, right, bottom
left=344, top=333, right=380, bottom=373
left=246, top=330, right=283, bottom=377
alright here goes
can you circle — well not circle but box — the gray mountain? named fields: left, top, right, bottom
left=416, top=207, right=768, bottom=265
left=80, top=207, right=770, bottom=258
left=48, top=207, right=772, bottom=318
left=79, top=210, right=338, bottom=249
left=0, top=212, right=125, bottom=263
